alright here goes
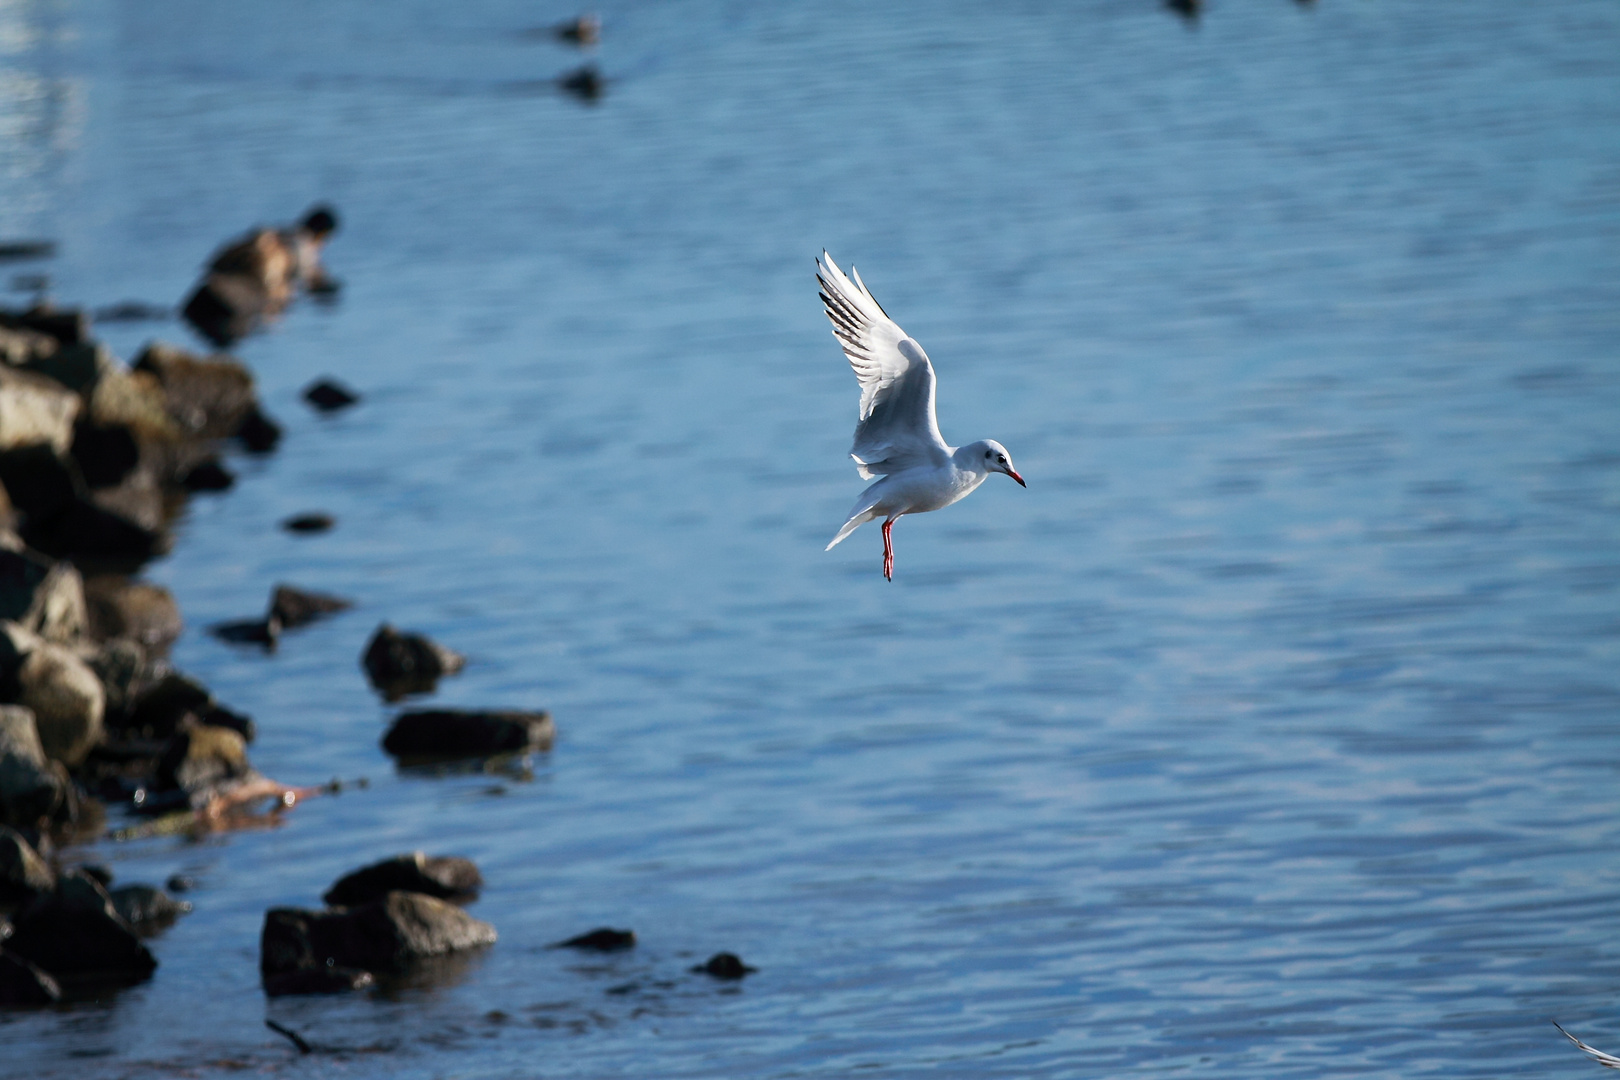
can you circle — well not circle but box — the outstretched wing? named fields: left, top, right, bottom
left=817, top=252, right=950, bottom=479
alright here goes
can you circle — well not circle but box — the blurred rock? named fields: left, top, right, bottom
left=164, top=874, right=195, bottom=893
left=362, top=624, right=464, bottom=700
left=322, top=852, right=482, bottom=907
left=70, top=419, right=140, bottom=489
left=302, top=379, right=359, bottom=412
left=181, top=273, right=266, bottom=349
left=0, top=707, right=75, bottom=829
left=270, top=584, right=351, bottom=628
left=0, top=824, right=54, bottom=906
left=0, top=367, right=79, bottom=455
left=0, top=949, right=61, bottom=1005
left=1, top=306, right=86, bottom=348
left=78, top=863, right=113, bottom=887
left=554, top=927, right=635, bottom=952
left=5, top=869, right=157, bottom=981
left=116, top=671, right=254, bottom=743
left=0, top=325, right=57, bottom=367
left=693, top=952, right=756, bottom=979
left=155, top=723, right=252, bottom=797
left=235, top=403, right=282, bottom=453
left=560, top=63, right=604, bottom=102
left=109, top=884, right=191, bottom=935
left=85, top=638, right=161, bottom=725
left=83, top=576, right=181, bottom=651
left=210, top=615, right=280, bottom=650
left=0, top=546, right=86, bottom=644
left=281, top=512, right=333, bottom=534
left=179, top=459, right=234, bottom=492
left=93, top=301, right=171, bottom=323
left=554, top=14, right=601, bottom=45
left=0, top=443, right=76, bottom=523
left=263, top=965, right=374, bottom=996
left=131, top=343, right=258, bottom=440
left=260, top=891, right=496, bottom=976
left=0, top=621, right=105, bottom=766
left=381, top=709, right=553, bottom=762
left=19, top=497, right=165, bottom=572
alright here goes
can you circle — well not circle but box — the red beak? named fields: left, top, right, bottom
left=1007, top=468, right=1026, bottom=488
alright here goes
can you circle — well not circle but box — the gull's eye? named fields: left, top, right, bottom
left=998, top=455, right=1006, bottom=463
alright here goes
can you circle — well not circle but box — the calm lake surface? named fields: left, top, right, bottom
left=3, top=1, right=1619, bottom=1076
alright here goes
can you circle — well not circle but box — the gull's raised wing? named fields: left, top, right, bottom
left=817, top=252, right=950, bottom=479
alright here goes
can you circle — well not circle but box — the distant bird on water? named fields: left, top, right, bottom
left=817, top=252, right=1025, bottom=581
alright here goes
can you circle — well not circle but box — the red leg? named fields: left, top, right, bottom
left=881, top=518, right=895, bottom=581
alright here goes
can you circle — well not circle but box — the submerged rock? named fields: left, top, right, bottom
left=263, top=965, right=374, bottom=997
left=362, top=623, right=464, bottom=700
left=260, top=891, right=496, bottom=976
left=322, top=852, right=483, bottom=907
left=281, top=512, right=333, bottom=534
left=381, top=709, right=553, bottom=762
left=0, top=949, right=61, bottom=1005
left=270, top=584, right=351, bottom=628
left=5, top=869, right=157, bottom=982
left=692, top=952, right=756, bottom=979
left=554, top=927, right=635, bottom=952
left=301, top=379, right=359, bottom=412
left=210, top=615, right=280, bottom=650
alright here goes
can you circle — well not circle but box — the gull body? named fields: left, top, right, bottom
left=817, top=252, right=1024, bottom=580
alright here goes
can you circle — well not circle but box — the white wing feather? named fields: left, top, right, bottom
left=817, top=252, right=950, bottom=479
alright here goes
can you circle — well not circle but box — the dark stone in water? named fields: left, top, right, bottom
left=181, top=275, right=262, bottom=348
left=109, top=884, right=192, bottom=935
left=120, top=671, right=254, bottom=742
left=323, top=852, right=483, bottom=907
left=381, top=709, right=554, bottom=762
left=270, top=584, right=351, bottom=628
left=362, top=623, right=464, bottom=699
left=260, top=890, right=496, bottom=976
left=93, top=301, right=170, bottom=323
left=0, top=949, right=61, bottom=1005
left=20, top=498, right=164, bottom=572
left=560, top=64, right=604, bottom=101
left=263, top=965, right=374, bottom=997
left=165, top=874, right=195, bottom=893
left=1, top=306, right=85, bottom=346
left=180, top=459, right=235, bottom=492
left=6, top=870, right=157, bottom=982
left=211, top=615, right=280, bottom=650
left=302, top=379, right=359, bottom=412
left=155, top=724, right=252, bottom=797
left=0, top=241, right=56, bottom=261
left=235, top=403, right=281, bottom=454
left=282, top=512, right=334, bottom=534
left=554, top=927, right=635, bottom=952
left=693, top=952, right=756, bottom=979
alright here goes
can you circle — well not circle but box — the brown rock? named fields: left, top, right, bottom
left=0, top=367, right=79, bottom=454
left=323, top=853, right=483, bottom=907
left=362, top=623, right=464, bottom=700
left=131, top=342, right=258, bottom=440
left=260, top=891, right=496, bottom=976
left=0, top=546, right=86, bottom=644
left=0, top=621, right=105, bottom=766
left=0, top=707, right=74, bottom=829
left=83, top=576, right=182, bottom=651
left=0, top=823, right=55, bottom=905
left=270, top=585, right=351, bottom=628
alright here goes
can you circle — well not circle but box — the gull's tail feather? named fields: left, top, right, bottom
left=826, top=505, right=879, bottom=551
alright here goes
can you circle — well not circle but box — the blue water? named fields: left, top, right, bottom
left=3, top=1, right=1619, bottom=1076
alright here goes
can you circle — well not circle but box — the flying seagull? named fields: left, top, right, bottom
left=817, top=252, right=1024, bottom=581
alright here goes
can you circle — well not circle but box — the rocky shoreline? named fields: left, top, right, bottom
left=0, top=298, right=751, bottom=1013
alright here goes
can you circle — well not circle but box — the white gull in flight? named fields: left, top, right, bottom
left=817, top=252, right=1025, bottom=581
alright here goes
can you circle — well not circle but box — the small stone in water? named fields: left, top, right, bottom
left=302, top=379, right=360, bottom=412
left=692, top=952, right=756, bottom=979
left=282, top=513, right=335, bottom=534
left=554, top=927, right=635, bottom=952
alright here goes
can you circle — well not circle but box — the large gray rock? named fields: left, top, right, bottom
left=0, top=707, right=73, bottom=829
left=5, top=869, right=157, bottom=981
left=0, top=367, right=79, bottom=455
left=0, top=824, right=55, bottom=906
left=0, top=546, right=86, bottom=644
left=260, top=891, right=496, bottom=976
left=323, top=853, right=482, bottom=907
left=83, top=576, right=182, bottom=651
left=0, top=621, right=104, bottom=766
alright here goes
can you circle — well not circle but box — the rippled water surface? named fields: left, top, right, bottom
left=3, top=1, right=1619, bottom=1076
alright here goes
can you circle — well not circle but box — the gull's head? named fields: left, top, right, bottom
left=969, top=440, right=1025, bottom=487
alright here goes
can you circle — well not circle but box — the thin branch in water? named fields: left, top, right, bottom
left=266, top=1019, right=313, bottom=1055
